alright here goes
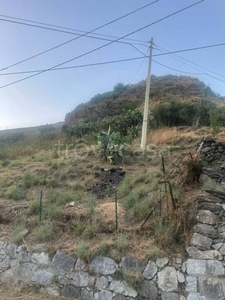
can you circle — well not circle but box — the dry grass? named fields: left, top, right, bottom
left=96, top=202, right=125, bottom=231
left=146, top=127, right=200, bottom=145
left=0, top=283, right=66, bottom=300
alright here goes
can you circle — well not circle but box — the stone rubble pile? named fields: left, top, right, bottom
left=0, top=189, right=225, bottom=299
left=198, top=138, right=225, bottom=164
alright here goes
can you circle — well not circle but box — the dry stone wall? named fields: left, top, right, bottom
left=1, top=189, right=225, bottom=299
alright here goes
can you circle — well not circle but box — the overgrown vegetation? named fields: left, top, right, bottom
left=1, top=74, right=225, bottom=264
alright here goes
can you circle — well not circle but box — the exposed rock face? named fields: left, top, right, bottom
left=0, top=189, right=225, bottom=299
left=198, top=139, right=225, bottom=165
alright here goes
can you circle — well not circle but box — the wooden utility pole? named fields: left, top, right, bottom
left=141, top=38, right=153, bottom=150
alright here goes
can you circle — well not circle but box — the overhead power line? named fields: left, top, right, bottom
left=0, top=13, right=149, bottom=45
left=153, top=42, right=225, bottom=57
left=153, top=59, right=204, bottom=75
left=155, top=44, right=225, bottom=79
left=0, top=56, right=148, bottom=75
left=153, top=44, right=225, bottom=83
left=0, top=0, right=205, bottom=89
left=0, top=0, right=158, bottom=72
left=1, top=42, right=225, bottom=78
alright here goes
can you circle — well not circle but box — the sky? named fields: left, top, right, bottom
left=0, top=0, right=224, bottom=129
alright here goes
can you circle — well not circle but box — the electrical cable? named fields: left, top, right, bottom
left=153, top=42, right=225, bottom=57
left=0, top=56, right=147, bottom=75
left=130, top=48, right=150, bottom=84
left=152, top=59, right=205, bottom=75
left=155, top=44, right=225, bottom=79
left=0, top=13, right=149, bottom=45
left=0, top=0, right=158, bottom=72
left=1, top=41, right=225, bottom=77
left=0, top=0, right=205, bottom=89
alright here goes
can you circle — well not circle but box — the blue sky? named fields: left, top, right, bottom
left=0, top=0, right=224, bottom=129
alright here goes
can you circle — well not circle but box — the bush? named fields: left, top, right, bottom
left=22, top=173, right=39, bottom=188
left=34, top=222, right=53, bottom=242
left=98, top=128, right=128, bottom=163
left=8, top=186, right=24, bottom=200
left=12, top=224, right=26, bottom=243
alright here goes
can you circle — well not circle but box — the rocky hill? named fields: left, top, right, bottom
left=65, top=75, right=224, bottom=126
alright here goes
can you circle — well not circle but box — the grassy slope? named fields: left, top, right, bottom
left=1, top=126, right=225, bottom=299
left=1, top=126, right=224, bottom=263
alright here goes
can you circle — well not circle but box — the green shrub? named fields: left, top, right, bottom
left=76, top=240, right=91, bottom=262
left=47, top=178, right=58, bottom=188
left=29, top=200, right=40, bottom=215
left=2, top=160, right=10, bottom=167
left=116, top=233, right=129, bottom=251
left=22, top=173, right=39, bottom=188
left=12, top=224, right=26, bottom=243
left=8, top=186, right=23, bottom=200
left=209, top=109, right=222, bottom=136
left=34, top=222, right=53, bottom=242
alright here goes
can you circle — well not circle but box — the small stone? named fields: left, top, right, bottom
left=96, top=290, right=113, bottom=300
left=31, top=252, right=50, bottom=265
left=186, top=247, right=223, bottom=260
left=190, top=233, right=212, bottom=250
left=177, top=271, right=185, bottom=283
left=143, top=261, right=157, bottom=280
left=186, top=276, right=197, bottom=292
left=156, top=257, right=169, bottom=268
left=181, top=262, right=186, bottom=273
left=96, top=276, right=109, bottom=290
left=222, top=204, right=225, bottom=210
left=16, top=245, right=24, bottom=252
left=199, top=277, right=225, bottom=299
left=187, top=293, right=207, bottom=300
left=196, top=210, right=217, bottom=225
left=141, top=280, right=158, bottom=300
left=193, top=223, right=218, bottom=239
left=81, top=288, right=95, bottom=300
left=162, top=292, right=179, bottom=300
left=91, top=256, right=118, bottom=275
left=32, top=269, right=54, bottom=286
left=45, top=286, right=60, bottom=296
left=186, top=259, right=224, bottom=276
left=170, top=256, right=182, bottom=269
left=31, top=243, right=47, bottom=252
left=212, top=243, right=223, bottom=250
left=108, top=280, right=138, bottom=298
left=72, top=271, right=95, bottom=287
left=219, top=243, right=225, bottom=255
left=17, top=250, right=31, bottom=263
left=17, top=263, right=36, bottom=283
left=61, top=285, right=81, bottom=299
left=69, top=201, right=75, bottom=207
left=52, top=251, right=76, bottom=273
left=75, top=258, right=88, bottom=271
left=7, top=244, right=17, bottom=259
left=0, top=257, right=10, bottom=271
left=158, top=266, right=178, bottom=292
left=121, top=256, right=146, bottom=274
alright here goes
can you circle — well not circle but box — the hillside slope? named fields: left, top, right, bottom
left=65, top=75, right=224, bottom=126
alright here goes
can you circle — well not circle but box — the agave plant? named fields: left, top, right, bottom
left=97, top=127, right=128, bottom=164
